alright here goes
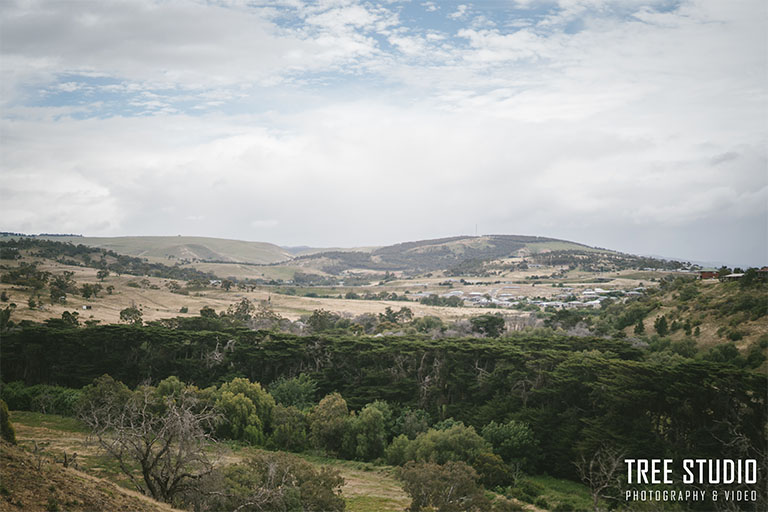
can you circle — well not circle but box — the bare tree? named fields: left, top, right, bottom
left=79, top=376, right=220, bottom=503
left=574, top=445, right=625, bottom=512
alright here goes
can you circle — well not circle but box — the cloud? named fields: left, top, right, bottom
left=0, top=0, right=765, bottom=264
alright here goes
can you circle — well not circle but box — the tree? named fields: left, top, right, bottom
left=221, top=279, right=233, bottom=291
left=307, top=309, right=340, bottom=332
left=633, top=320, right=645, bottom=335
left=481, top=420, right=539, bottom=469
left=96, top=269, right=110, bottom=281
left=119, top=306, right=143, bottom=325
left=0, top=304, right=15, bottom=331
left=575, top=446, right=625, bottom=512
left=470, top=314, right=505, bottom=337
left=216, top=378, right=275, bottom=444
left=78, top=376, right=221, bottom=503
left=226, top=298, right=255, bottom=323
left=50, top=271, right=77, bottom=303
left=653, top=315, right=668, bottom=336
left=309, top=393, right=349, bottom=455
left=268, top=404, right=309, bottom=452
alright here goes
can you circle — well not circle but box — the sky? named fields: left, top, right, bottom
left=1, top=0, right=766, bottom=266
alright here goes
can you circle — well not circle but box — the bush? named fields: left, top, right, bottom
left=182, top=451, right=345, bottom=512
left=398, top=460, right=489, bottom=512
left=0, top=381, right=82, bottom=416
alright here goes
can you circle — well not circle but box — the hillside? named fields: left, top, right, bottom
left=29, top=235, right=292, bottom=265
left=0, top=439, right=178, bottom=512
left=292, top=234, right=598, bottom=274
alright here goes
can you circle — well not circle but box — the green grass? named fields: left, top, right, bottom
left=346, top=495, right=403, bottom=512
left=525, top=474, right=594, bottom=511
left=9, top=411, right=88, bottom=433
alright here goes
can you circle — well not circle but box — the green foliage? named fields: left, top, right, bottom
left=0, top=399, right=16, bottom=444
left=396, top=423, right=492, bottom=466
left=481, top=420, right=539, bottom=468
left=310, top=393, right=349, bottom=456
left=268, top=404, right=309, bottom=452
left=398, top=460, right=489, bottom=512
left=217, top=378, right=275, bottom=444
left=394, top=408, right=431, bottom=440
left=0, top=381, right=83, bottom=416
left=119, top=306, right=143, bottom=325
left=653, top=315, right=668, bottom=336
left=343, top=401, right=391, bottom=461
left=269, top=374, right=317, bottom=411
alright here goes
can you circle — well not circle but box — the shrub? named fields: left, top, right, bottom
left=398, top=461, right=489, bottom=512
left=0, top=399, right=16, bottom=444
left=0, top=382, right=82, bottom=416
left=184, top=451, right=344, bottom=512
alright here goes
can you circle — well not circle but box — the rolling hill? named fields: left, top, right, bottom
left=291, top=234, right=598, bottom=274
left=30, top=235, right=292, bottom=265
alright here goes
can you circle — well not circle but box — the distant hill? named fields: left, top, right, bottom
left=292, top=234, right=597, bottom=274
left=32, top=235, right=292, bottom=265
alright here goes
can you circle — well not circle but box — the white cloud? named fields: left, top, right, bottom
left=0, top=0, right=765, bottom=264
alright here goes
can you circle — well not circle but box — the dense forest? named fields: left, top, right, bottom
left=2, top=323, right=765, bottom=510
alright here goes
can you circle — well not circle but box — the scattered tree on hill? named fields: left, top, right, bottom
left=96, top=269, right=110, bottom=281
left=119, top=306, right=143, bottom=325
left=653, top=315, right=668, bottom=336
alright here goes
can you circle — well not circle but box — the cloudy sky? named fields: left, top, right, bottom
left=1, top=0, right=765, bottom=265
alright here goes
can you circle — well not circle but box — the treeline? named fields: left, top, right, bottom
left=2, top=325, right=765, bottom=500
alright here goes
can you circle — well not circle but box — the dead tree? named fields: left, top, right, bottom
left=79, top=377, right=220, bottom=503
left=574, top=445, right=625, bottom=512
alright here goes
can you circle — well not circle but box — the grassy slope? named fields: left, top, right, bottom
left=0, top=438, right=180, bottom=512
left=9, top=411, right=408, bottom=512
left=30, top=235, right=292, bottom=264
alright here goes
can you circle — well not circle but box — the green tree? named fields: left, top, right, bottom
left=269, top=404, right=309, bottom=452
left=633, top=320, right=645, bottom=335
left=119, top=306, right=143, bottom=325
left=268, top=374, right=317, bottom=411
left=481, top=420, right=539, bottom=468
left=309, top=393, right=349, bottom=456
left=96, top=269, right=110, bottom=281
left=653, top=315, right=668, bottom=336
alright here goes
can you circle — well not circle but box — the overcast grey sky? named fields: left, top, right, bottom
left=1, top=0, right=765, bottom=266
